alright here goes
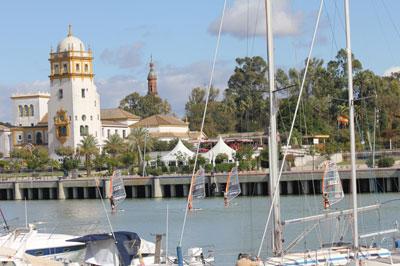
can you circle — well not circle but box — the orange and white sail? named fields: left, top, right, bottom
left=224, top=167, right=241, bottom=206
left=188, top=167, right=205, bottom=210
left=322, top=161, right=344, bottom=209
left=109, top=170, right=126, bottom=208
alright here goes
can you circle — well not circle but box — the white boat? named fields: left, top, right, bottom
left=0, top=224, right=85, bottom=263
left=69, top=231, right=214, bottom=266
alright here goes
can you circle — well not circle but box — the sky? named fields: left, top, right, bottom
left=1, top=0, right=400, bottom=123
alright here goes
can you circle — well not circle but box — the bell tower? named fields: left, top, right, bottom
left=48, top=25, right=101, bottom=157
left=147, top=56, right=158, bottom=96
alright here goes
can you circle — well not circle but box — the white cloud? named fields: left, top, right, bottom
left=0, top=61, right=232, bottom=122
left=383, top=66, right=400, bottom=77
left=208, top=0, right=303, bottom=39
left=0, top=80, right=49, bottom=123
left=96, top=75, right=145, bottom=108
left=158, top=61, right=231, bottom=117
left=100, top=42, right=144, bottom=69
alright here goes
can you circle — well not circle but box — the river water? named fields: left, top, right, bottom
left=1, top=193, right=400, bottom=265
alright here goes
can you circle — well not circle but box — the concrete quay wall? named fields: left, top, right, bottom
left=0, top=168, right=398, bottom=200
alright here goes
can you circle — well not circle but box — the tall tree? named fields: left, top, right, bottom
left=185, top=87, right=236, bottom=137
left=127, top=128, right=153, bottom=167
left=119, top=93, right=171, bottom=118
left=103, top=134, right=125, bottom=157
left=78, top=135, right=99, bottom=177
left=225, top=56, right=268, bottom=132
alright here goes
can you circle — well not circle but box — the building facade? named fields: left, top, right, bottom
left=47, top=26, right=101, bottom=156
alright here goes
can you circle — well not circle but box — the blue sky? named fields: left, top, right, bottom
left=1, top=0, right=400, bottom=122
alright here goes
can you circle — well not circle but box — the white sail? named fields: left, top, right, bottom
left=225, top=167, right=241, bottom=203
left=322, top=161, right=344, bottom=209
left=191, top=167, right=205, bottom=199
left=110, top=170, right=126, bottom=207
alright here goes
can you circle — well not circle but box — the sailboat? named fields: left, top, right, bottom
left=224, top=166, right=241, bottom=207
left=321, top=161, right=344, bottom=209
left=188, top=167, right=206, bottom=211
left=109, top=170, right=127, bottom=211
left=236, top=0, right=396, bottom=265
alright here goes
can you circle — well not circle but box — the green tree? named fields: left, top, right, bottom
left=103, top=134, right=125, bottom=157
left=120, top=93, right=171, bottom=118
left=185, top=87, right=236, bottom=136
left=56, top=146, right=79, bottom=175
left=78, top=135, right=99, bottom=177
left=25, top=147, right=49, bottom=172
left=225, top=56, right=268, bottom=132
left=127, top=128, right=153, bottom=167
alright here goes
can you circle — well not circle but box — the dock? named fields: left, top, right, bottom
left=0, top=167, right=398, bottom=200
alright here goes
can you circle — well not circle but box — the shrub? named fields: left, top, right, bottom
left=204, top=164, right=213, bottom=173
left=215, top=154, right=229, bottom=164
left=377, top=157, right=395, bottom=168
left=215, top=163, right=234, bottom=173
left=169, top=165, right=177, bottom=173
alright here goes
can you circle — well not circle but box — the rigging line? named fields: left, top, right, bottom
left=178, top=0, right=227, bottom=247
left=250, top=0, right=262, bottom=55
left=322, top=0, right=339, bottom=57
left=379, top=0, right=400, bottom=44
left=257, top=0, right=325, bottom=257
left=96, top=178, right=116, bottom=241
left=370, top=0, right=399, bottom=65
left=332, top=0, right=346, bottom=35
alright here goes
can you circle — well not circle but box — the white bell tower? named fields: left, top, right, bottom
left=48, top=25, right=101, bottom=156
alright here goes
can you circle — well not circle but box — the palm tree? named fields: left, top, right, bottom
left=104, top=134, right=125, bottom=157
left=78, top=135, right=99, bottom=177
left=127, top=128, right=153, bottom=168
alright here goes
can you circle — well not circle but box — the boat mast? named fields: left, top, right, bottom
left=344, top=0, right=359, bottom=252
left=265, top=0, right=283, bottom=255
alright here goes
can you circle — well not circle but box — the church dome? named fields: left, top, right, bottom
left=57, top=25, right=85, bottom=52
left=147, top=62, right=157, bottom=80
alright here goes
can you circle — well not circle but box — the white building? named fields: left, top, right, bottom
left=130, top=114, right=204, bottom=142
left=11, top=92, right=49, bottom=127
left=47, top=26, right=102, bottom=156
left=0, top=125, right=11, bottom=158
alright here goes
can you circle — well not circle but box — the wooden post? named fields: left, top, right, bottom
left=154, top=234, right=162, bottom=264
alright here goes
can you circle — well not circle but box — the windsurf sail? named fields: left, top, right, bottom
left=224, top=167, right=241, bottom=205
left=188, top=167, right=205, bottom=210
left=110, top=170, right=126, bottom=208
left=322, top=161, right=344, bottom=209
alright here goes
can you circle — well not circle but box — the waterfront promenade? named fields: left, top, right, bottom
left=0, top=167, right=398, bottom=200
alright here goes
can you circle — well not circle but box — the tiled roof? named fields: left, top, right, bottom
left=0, top=125, right=10, bottom=131
left=101, top=120, right=128, bottom=127
left=101, top=108, right=140, bottom=120
left=130, top=114, right=187, bottom=128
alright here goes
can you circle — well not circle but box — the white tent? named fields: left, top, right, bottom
left=158, top=139, right=194, bottom=166
left=203, top=136, right=236, bottom=165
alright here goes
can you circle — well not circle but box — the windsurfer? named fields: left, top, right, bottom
left=322, top=192, right=330, bottom=209
left=110, top=195, right=116, bottom=212
left=224, top=192, right=228, bottom=207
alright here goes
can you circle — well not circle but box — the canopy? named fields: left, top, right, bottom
left=161, top=139, right=194, bottom=163
left=203, top=136, right=236, bottom=164
left=68, top=231, right=143, bottom=266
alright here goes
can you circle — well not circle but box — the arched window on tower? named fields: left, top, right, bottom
left=80, top=126, right=85, bottom=136
left=18, top=105, right=23, bottom=117
left=24, top=105, right=29, bottom=117
left=29, top=104, right=34, bottom=116
left=63, top=63, right=68, bottom=73
left=85, top=126, right=89, bottom=135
